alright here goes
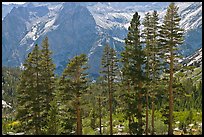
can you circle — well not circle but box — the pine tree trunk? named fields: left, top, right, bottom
left=136, top=62, right=143, bottom=134
left=36, top=64, right=40, bottom=135
left=35, top=104, right=41, bottom=135
left=128, top=81, right=131, bottom=134
left=138, top=68, right=143, bottom=135
left=128, top=116, right=131, bottom=134
left=108, top=65, right=113, bottom=135
left=75, top=60, right=82, bottom=135
left=146, top=92, right=148, bottom=135
left=80, top=114, right=82, bottom=135
left=76, top=96, right=82, bottom=135
left=109, top=91, right=113, bottom=135
left=35, top=112, right=40, bottom=135
left=76, top=100, right=79, bottom=135
left=145, top=42, right=150, bottom=136
left=99, top=96, right=102, bottom=135
left=151, top=99, right=155, bottom=135
left=168, top=46, right=174, bottom=135
left=138, top=89, right=142, bottom=134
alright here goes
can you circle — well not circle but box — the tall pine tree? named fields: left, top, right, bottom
left=100, top=44, right=118, bottom=135
left=16, top=44, right=42, bottom=134
left=149, top=11, right=162, bottom=135
left=142, top=10, right=162, bottom=135
left=39, top=37, right=56, bottom=134
left=59, top=54, right=89, bottom=135
left=142, top=12, right=151, bottom=135
left=159, top=3, right=184, bottom=135
left=16, top=37, right=56, bottom=135
left=121, top=12, right=146, bottom=135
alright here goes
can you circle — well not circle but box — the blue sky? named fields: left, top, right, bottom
left=2, top=2, right=25, bottom=5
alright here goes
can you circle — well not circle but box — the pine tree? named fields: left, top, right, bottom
left=142, top=10, right=162, bottom=135
left=121, top=12, right=146, bottom=135
left=57, top=74, right=76, bottom=135
left=172, top=73, right=185, bottom=111
left=47, top=98, right=59, bottom=135
left=39, top=37, right=56, bottom=133
left=16, top=44, right=42, bottom=134
left=142, top=12, right=151, bottom=135
left=159, top=3, right=184, bottom=135
left=59, top=54, right=89, bottom=135
left=149, top=11, right=162, bottom=135
left=96, top=77, right=105, bottom=135
left=88, top=76, right=105, bottom=135
left=121, top=41, right=132, bottom=135
left=100, top=44, right=118, bottom=135
left=16, top=37, right=56, bottom=135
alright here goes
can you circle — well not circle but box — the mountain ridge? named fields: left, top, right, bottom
left=2, top=2, right=202, bottom=77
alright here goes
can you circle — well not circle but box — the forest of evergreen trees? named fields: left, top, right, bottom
left=2, top=3, right=202, bottom=135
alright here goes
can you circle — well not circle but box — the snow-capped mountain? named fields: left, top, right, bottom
left=2, top=2, right=202, bottom=78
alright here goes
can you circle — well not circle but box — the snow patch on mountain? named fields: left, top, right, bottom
left=113, top=37, right=125, bottom=43
left=19, top=4, right=61, bottom=47
left=177, top=2, right=202, bottom=31
left=45, top=18, right=55, bottom=29
left=28, top=25, right=38, bottom=40
left=20, top=21, right=40, bottom=45
left=26, top=42, right=34, bottom=51
left=176, top=2, right=194, bottom=13
left=88, top=38, right=103, bottom=58
left=179, top=3, right=202, bottom=31
left=182, top=48, right=202, bottom=67
left=186, top=48, right=202, bottom=66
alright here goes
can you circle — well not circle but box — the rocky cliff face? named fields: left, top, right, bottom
left=40, top=2, right=99, bottom=74
left=2, top=6, right=30, bottom=67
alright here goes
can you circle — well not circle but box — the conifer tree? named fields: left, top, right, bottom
left=159, top=3, right=184, bottom=135
left=100, top=44, right=118, bottom=135
left=149, top=11, right=162, bottom=135
left=16, top=44, right=42, bottom=134
left=121, top=43, right=132, bottom=134
left=59, top=54, right=89, bottom=135
left=121, top=12, right=146, bottom=135
left=142, top=12, right=151, bottom=135
left=47, top=98, right=59, bottom=135
left=143, top=10, right=162, bottom=135
left=89, top=76, right=105, bottom=135
left=39, top=37, right=56, bottom=133
left=16, top=37, right=56, bottom=135
left=57, top=73, right=76, bottom=135
left=96, top=77, right=105, bottom=135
